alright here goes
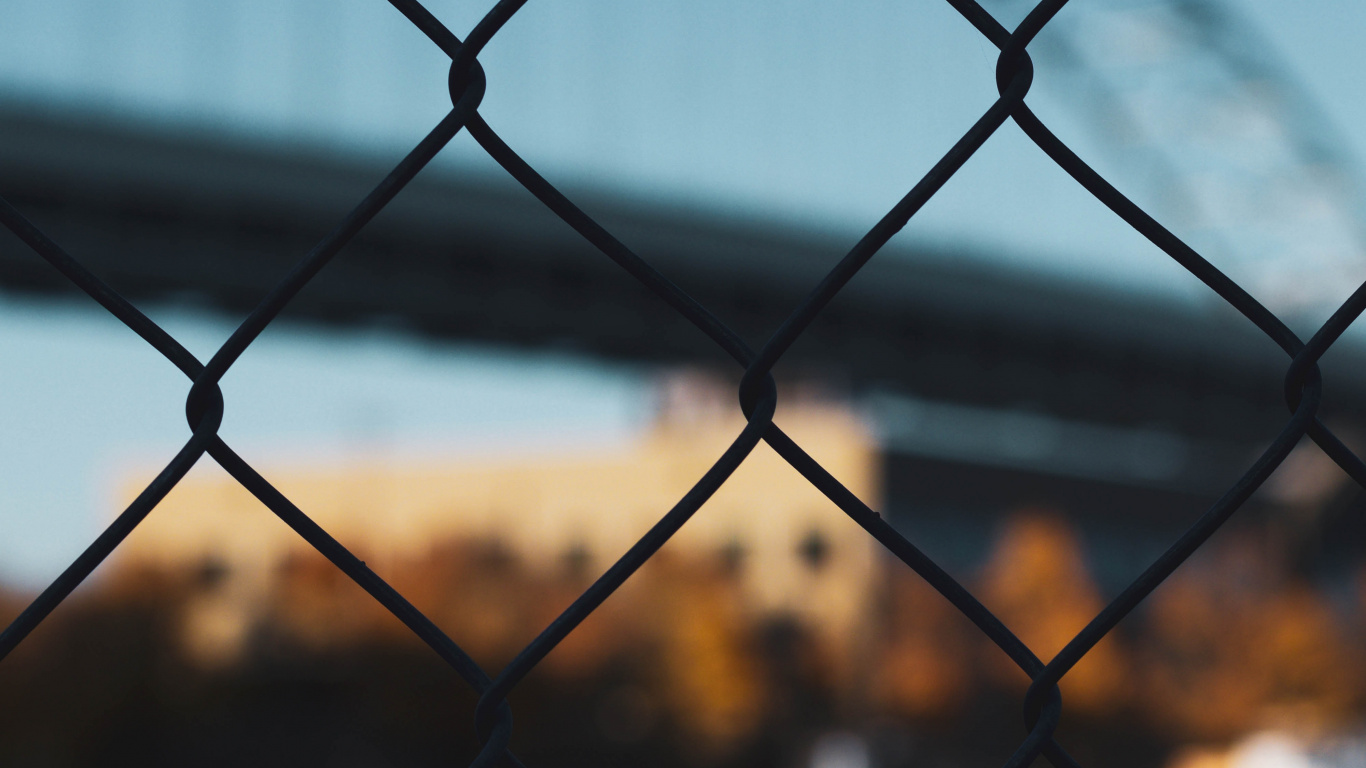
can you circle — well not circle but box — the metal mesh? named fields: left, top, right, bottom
left=3, top=1, right=1364, bottom=766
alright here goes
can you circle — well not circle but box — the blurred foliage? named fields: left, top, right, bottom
left=1, top=506, right=1363, bottom=767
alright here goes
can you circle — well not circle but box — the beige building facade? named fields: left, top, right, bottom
left=116, top=396, right=881, bottom=663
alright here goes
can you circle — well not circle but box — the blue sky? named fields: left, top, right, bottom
left=2, top=0, right=1366, bottom=587
left=9, top=0, right=1364, bottom=295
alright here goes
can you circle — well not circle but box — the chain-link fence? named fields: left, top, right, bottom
left=3, top=0, right=1364, bottom=766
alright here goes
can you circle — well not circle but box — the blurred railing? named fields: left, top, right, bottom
left=3, top=1, right=1365, bottom=766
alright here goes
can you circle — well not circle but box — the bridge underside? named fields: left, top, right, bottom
left=2, top=107, right=1363, bottom=508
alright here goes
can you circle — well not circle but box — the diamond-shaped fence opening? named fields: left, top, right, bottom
left=3, top=1, right=1366, bottom=766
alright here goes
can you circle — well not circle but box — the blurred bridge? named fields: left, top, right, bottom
left=4, top=106, right=1364, bottom=512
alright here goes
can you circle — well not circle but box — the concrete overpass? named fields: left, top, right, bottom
left=3, top=105, right=1365, bottom=558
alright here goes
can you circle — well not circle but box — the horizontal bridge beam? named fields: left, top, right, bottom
left=2, top=105, right=1361, bottom=450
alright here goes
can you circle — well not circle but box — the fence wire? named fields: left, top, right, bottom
left=3, top=0, right=1365, bottom=766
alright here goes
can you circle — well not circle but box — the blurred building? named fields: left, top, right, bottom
left=114, top=378, right=878, bottom=667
